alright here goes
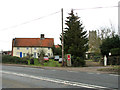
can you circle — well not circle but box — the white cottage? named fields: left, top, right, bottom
left=12, top=34, right=54, bottom=58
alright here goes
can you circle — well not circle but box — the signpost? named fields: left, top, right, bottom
left=67, top=54, right=71, bottom=66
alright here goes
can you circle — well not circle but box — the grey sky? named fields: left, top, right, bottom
left=0, top=0, right=119, bottom=51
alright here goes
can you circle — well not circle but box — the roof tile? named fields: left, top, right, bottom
left=13, top=38, right=54, bottom=47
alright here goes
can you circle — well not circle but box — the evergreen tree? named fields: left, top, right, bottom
left=100, top=35, right=120, bottom=57
left=60, top=10, right=88, bottom=66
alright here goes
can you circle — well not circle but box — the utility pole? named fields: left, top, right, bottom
left=61, top=8, right=64, bottom=66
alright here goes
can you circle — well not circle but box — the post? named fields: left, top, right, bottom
left=61, top=8, right=64, bottom=66
left=104, top=55, right=107, bottom=66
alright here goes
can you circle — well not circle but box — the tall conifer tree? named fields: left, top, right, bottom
left=61, top=10, right=88, bottom=59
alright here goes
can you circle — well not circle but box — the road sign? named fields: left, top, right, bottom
left=67, top=54, right=71, bottom=60
left=67, top=54, right=71, bottom=66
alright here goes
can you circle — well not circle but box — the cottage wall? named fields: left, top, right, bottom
left=13, top=47, right=53, bottom=58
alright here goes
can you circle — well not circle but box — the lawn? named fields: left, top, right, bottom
left=28, top=59, right=62, bottom=67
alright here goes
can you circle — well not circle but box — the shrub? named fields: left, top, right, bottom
left=110, top=48, right=120, bottom=56
left=108, top=56, right=120, bottom=65
left=72, top=56, right=85, bottom=67
left=30, top=58, right=34, bottom=65
left=2, top=55, right=28, bottom=64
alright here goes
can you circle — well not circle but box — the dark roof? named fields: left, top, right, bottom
left=12, top=38, right=54, bottom=47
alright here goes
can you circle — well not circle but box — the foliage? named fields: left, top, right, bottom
left=110, top=48, right=120, bottom=56
left=38, top=49, right=46, bottom=64
left=30, top=57, right=34, bottom=65
left=97, top=26, right=115, bottom=40
left=60, top=10, right=88, bottom=66
left=44, top=59, right=61, bottom=67
left=100, top=35, right=120, bottom=57
left=27, top=59, right=62, bottom=67
left=38, top=49, right=45, bottom=57
left=71, top=56, right=85, bottom=67
left=108, top=56, right=120, bottom=65
left=52, top=45, right=62, bottom=55
left=2, top=55, right=28, bottom=64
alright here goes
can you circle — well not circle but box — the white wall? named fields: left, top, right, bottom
left=13, top=47, right=53, bottom=58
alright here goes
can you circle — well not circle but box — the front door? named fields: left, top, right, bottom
left=20, top=52, right=22, bottom=58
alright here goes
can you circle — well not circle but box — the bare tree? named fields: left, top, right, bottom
left=98, top=23, right=116, bottom=41
left=38, top=48, right=46, bottom=65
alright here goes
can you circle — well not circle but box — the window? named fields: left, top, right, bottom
left=48, top=47, right=50, bottom=50
left=48, top=53, right=50, bottom=56
left=51, top=53, right=53, bottom=56
left=23, top=53, right=26, bottom=57
left=34, top=52, right=36, bottom=58
left=26, top=47, right=29, bottom=50
left=17, top=47, right=20, bottom=50
left=16, top=52, right=19, bottom=55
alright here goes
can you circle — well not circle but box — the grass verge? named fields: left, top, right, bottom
left=97, top=66, right=120, bottom=74
left=28, top=59, right=62, bottom=67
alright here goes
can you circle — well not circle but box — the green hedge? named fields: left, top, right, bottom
left=2, top=55, right=28, bottom=64
left=71, top=56, right=85, bottom=67
left=108, top=56, right=120, bottom=65
left=110, top=48, right=120, bottom=56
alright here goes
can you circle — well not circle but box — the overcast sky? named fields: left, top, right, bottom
left=0, top=0, right=119, bottom=51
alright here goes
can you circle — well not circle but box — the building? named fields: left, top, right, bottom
left=12, top=34, right=54, bottom=58
left=88, top=31, right=101, bottom=54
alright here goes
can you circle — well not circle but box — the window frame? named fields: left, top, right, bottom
left=48, top=47, right=50, bottom=50
left=26, top=47, right=29, bottom=50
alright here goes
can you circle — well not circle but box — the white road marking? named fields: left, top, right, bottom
left=28, top=68, right=44, bottom=70
left=87, top=72, right=94, bottom=74
left=2, top=70, right=110, bottom=89
left=67, top=71, right=78, bottom=73
left=109, top=74, right=119, bottom=77
left=96, top=73, right=100, bottom=75
left=52, top=70, right=56, bottom=71
left=39, top=69, right=44, bottom=70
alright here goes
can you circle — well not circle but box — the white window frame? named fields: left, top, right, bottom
left=23, top=53, right=26, bottom=57
left=26, top=47, right=29, bottom=50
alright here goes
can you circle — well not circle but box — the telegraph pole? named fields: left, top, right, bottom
left=61, top=8, right=64, bottom=66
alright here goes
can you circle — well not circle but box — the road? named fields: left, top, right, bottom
left=2, top=65, right=119, bottom=89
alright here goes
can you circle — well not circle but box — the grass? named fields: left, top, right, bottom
left=85, top=59, right=93, bottom=61
left=27, top=59, right=62, bottom=67
left=97, top=66, right=120, bottom=74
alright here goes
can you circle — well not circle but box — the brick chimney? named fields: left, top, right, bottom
left=40, top=34, right=45, bottom=40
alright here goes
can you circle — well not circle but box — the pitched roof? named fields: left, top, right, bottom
left=12, top=38, right=54, bottom=47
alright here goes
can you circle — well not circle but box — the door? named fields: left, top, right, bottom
left=20, top=52, right=22, bottom=58
left=34, top=52, right=36, bottom=58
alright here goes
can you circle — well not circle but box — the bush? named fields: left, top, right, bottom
left=72, top=56, right=85, bottom=67
left=30, top=58, right=34, bottom=65
left=108, top=56, right=120, bottom=65
left=2, top=55, right=28, bottom=64
left=110, top=48, right=120, bottom=56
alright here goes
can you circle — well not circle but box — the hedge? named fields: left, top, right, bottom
left=2, top=55, right=28, bottom=64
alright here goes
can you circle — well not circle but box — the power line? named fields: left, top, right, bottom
left=0, top=6, right=118, bottom=31
left=73, top=6, right=118, bottom=11
left=0, top=11, right=60, bottom=31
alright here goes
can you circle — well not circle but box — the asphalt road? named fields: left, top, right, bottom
left=2, top=65, right=119, bottom=89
